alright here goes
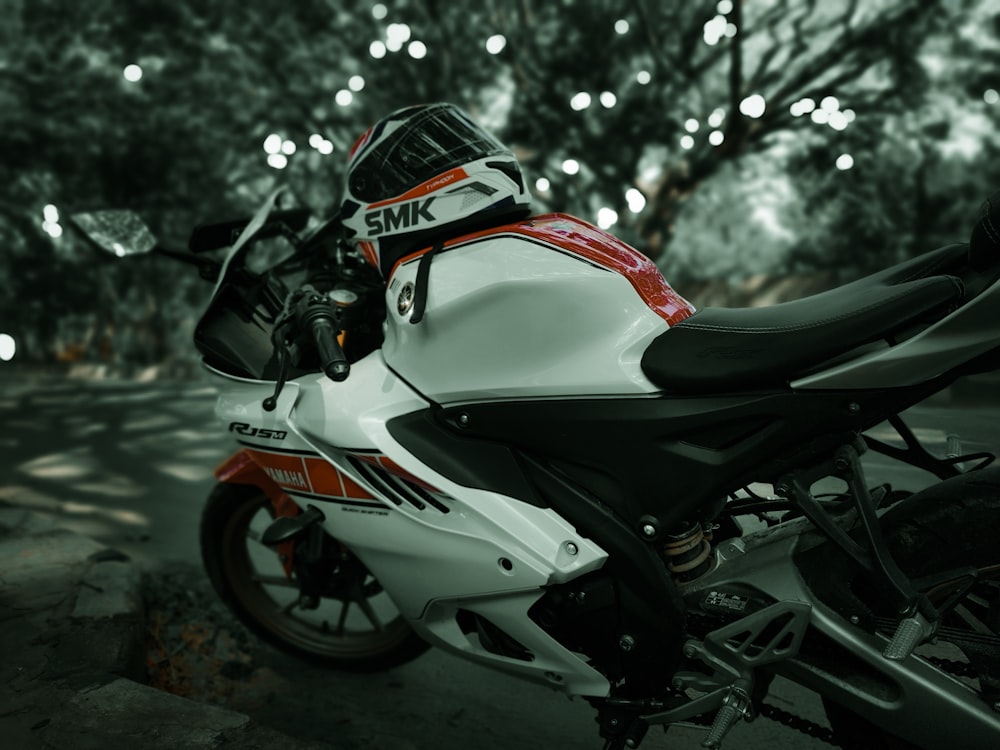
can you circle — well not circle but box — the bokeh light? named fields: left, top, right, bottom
left=709, top=130, right=725, bottom=146
left=625, top=188, right=646, bottom=213
left=371, top=3, right=387, bottom=20
left=263, top=134, right=282, bottom=154
left=828, top=111, right=848, bottom=131
left=615, top=19, right=630, bottom=34
left=739, top=94, right=766, bottom=119
left=597, top=207, right=619, bottom=229
left=680, top=135, right=695, bottom=150
left=636, top=70, right=651, bottom=85
left=387, top=23, right=412, bottom=46
left=561, top=159, right=580, bottom=175
left=703, top=15, right=728, bottom=45
left=570, top=92, right=592, bottom=111
left=370, top=40, right=387, bottom=58
left=811, top=109, right=829, bottom=125
left=348, top=75, right=365, bottom=92
left=836, top=153, right=855, bottom=170
left=336, top=89, right=354, bottom=106
left=0, top=334, right=15, bottom=362
left=42, top=203, right=61, bottom=237
left=790, top=97, right=816, bottom=116
left=486, top=34, right=506, bottom=55
left=600, top=91, right=617, bottom=109
left=535, top=177, right=551, bottom=192
left=123, top=64, right=142, bottom=82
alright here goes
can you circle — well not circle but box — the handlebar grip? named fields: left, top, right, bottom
left=310, top=316, right=350, bottom=382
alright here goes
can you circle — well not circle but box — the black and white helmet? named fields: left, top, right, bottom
left=341, top=103, right=531, bottom=277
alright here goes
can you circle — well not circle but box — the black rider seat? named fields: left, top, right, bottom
left=641, top=243, right=969, bottom=393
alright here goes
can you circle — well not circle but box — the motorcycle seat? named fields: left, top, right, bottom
left=641, top=243, right=969, bottom=393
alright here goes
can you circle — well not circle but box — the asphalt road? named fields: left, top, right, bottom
left=3, top=371, right=998, bottom=750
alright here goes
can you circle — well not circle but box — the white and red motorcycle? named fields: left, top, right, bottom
left=72, top=104, right=1000, bottom=749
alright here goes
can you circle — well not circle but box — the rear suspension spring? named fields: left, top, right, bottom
left=662, top=521, right=713, bottom=582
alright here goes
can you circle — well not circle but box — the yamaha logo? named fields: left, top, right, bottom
left=397, top=282, right=415, bottom=315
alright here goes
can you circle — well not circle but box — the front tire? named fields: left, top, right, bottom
left=200, top=482, right=429, bottom=671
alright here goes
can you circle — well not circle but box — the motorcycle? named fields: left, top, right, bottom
left=71, top=179, right=1000, bottom=749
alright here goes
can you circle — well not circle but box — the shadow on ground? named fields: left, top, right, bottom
left=1, top=375, right=230, bottom=564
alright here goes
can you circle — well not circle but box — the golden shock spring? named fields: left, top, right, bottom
left=662, top=521, right=713, bottom=582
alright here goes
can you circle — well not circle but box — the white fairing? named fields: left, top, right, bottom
left=213, top=355, right=611, bottom=695
left=209, top=217, right=694, bottom=696
left=383, top=232, right=673, bottom=402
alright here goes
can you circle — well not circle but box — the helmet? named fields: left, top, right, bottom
left=340, top=103, right=531, bottom=277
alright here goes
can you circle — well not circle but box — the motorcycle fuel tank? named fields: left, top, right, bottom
left=382, top=214, right=695, bottom=403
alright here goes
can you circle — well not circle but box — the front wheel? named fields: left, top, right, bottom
left=200, top=482, right=429, bottom=671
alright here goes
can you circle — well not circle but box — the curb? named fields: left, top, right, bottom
left=0, top=506, right=330, bottom=750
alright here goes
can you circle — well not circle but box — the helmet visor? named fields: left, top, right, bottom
left=349, top=105, right=508, bottom=202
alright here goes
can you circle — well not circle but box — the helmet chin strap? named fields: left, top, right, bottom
left=409, top=240, right=444, bottom=324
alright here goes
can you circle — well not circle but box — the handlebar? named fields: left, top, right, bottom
left=306, top=306, right=350, bottom=382
left=262, top=285, right=350, bottom=410
left=294, top=288, right=350, bottom=382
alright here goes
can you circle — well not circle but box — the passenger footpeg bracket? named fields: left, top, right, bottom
left=701, top=600, right=812, bottom=668
left=641, top=601, right=811, bottom=746
left=776, top=441, right=940, bottom=660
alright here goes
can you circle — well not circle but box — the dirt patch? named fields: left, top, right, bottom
left=142, top=562, right=290, bottom=712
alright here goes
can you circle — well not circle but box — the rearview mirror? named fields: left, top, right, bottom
left=70, top=210, right=157, bottom=257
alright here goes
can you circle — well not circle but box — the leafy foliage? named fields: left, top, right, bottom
left=1, top=0, right=998, bottom=365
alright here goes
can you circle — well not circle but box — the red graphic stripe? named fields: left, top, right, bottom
left=511, top=215, right=695, bottom=326
left=368, top=166, right=469, bottom=209
left=387, top=213, right=695, bottom=326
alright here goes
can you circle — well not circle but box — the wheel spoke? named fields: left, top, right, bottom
left=357, top=595, right=384, bottom=632
left=336, top=599, right=351, bottom=635
left=954, top=603, right=993, bottom=635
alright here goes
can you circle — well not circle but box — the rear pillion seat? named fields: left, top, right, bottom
left=641, top=243, right=969, bottom=393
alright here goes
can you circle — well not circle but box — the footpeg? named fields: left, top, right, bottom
left=946, top=433, right=966, bottom=471
left=702, top=680, right=753, bottom=749
left=883, top=611, right=933, bottom=661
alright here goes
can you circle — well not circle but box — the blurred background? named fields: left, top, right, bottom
left=2, top=0, right=999, bottom=376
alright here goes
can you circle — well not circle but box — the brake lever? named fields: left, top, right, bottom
left=261, top=284, right=305, bottom=412
left=262, top=315, right=296, bottom=412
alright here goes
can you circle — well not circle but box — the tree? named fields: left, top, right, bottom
left=495, top=0, right=995, bottom=265
left=1, top=0, right=997, bottom=365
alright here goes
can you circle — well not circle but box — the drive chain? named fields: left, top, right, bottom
left=927, top=654, right=980, bottom=679
left=757, top=655, right=977, bottom=747
left=685, top=611, right=986, bottom=745
left=758, top=702, right=843, bottom=747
